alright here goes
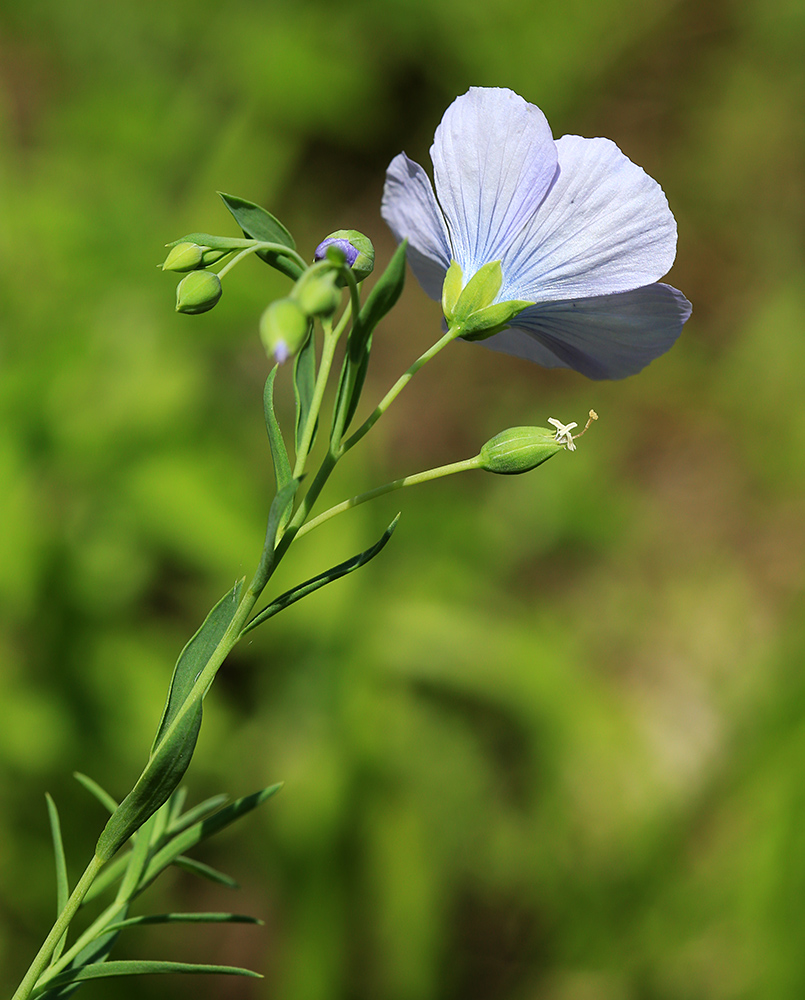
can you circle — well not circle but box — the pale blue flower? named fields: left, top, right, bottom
left=381, top=87, right=691, bottom=379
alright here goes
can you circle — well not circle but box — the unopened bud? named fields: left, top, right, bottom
left=293, top=269, right=341, bottom=317
left=314, top=230, right=375, bottom=283
left=259, top=298, right=311, bottom=364
left=163, top=242, right=205, bottom=272
left=175, top=271, right=222, bottom=314
left=479, top=426, right=562, bottom=475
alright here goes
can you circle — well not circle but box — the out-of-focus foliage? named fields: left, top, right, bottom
left=1, top=0, right=804, bottom=998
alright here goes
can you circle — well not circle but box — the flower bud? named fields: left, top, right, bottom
left=314, top=230, right=375, bottom=283
left=175, top=270, right=222, bottom=314
left=163, top=242, right=205, bottom=272
left=479, top=426, right=563, bottom=475
left=259, top=298, right=311, bottom=364
left=293, top=269, right=341, bottom=318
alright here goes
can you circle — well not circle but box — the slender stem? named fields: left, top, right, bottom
left=36, top=898, right=128, bottom=987
left=295, top=455, right=483, bottom=540
left=342, top=325, right=460, bottom=455
left=216, top=241, right=307, bottom=279
left=12, top=855, right=105, bottom=1000
left=293, top=324, right=340, bottom=479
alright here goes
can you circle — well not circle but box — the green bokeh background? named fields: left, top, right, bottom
left=2, top=0, right=805, bottom=997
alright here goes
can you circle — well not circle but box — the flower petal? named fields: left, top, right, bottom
left=382, top=152, right=452, bottom=300
left=501, top=135, right=678, bottom=302
left=481, top=284, right=692, bottom=379
left=431, top=87, right=558, bottom=279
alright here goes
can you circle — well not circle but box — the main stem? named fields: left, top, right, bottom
left=12, top=854, right=105, bottom=1000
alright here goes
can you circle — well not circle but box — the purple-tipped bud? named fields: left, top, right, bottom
left=259, top=298, right=311, bottom=365
left=314, top=230, right=375, bottom=283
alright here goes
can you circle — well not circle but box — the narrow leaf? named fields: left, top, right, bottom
left=38, top=910, right=129, bottom=998
left=166, top=787, right=188, bottom=829
left=292, top=328, right=317, bottom=454
left=173, top=856, right=239, bottom=888
left=45, top=794, right=69, bottom=965
left=265, top=478, right=300, bottom=556
left=243, top=515, right=400, bottom=635
left=350, top=240, right=407, bottom=359
left=105, top=912, right=262, bottom=933
left=218, top=192, right=302, bottom=280
left=34, top=959, right=260, bottom=996
left=73, top=773, right=118, bottom=813
left=137, top=784, right=282, bottom=895
left=264, top=367, right=292, bottom=491
left=166, top=793, right=229, bottom=837
left=152, top=579, right=244, bottom=752
left=95, top=581, right=244, bottom=860
left=332, top=334, right=372, bottom=441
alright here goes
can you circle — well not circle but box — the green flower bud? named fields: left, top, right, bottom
left=175, top=270, right=222, bottom=314
left=293, top=268, right=341, bottom=318
left=163, top=242, right=204, bottom=272
left=200, top=247, right=230, bottom=266
left=479, top=426, right=563, bottom=475
left=260, top=298, right=311, bottom=364
left=314, top=230, right=375, bottom=283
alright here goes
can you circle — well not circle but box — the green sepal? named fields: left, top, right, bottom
left=31, top=959, right=261, bottom=996
left=263, top=368, right=292, bottom=492
left=137, top=785, right=282, bottom=894
left=218, top=192, right=302, bottom=281
left=293, top=329, right=317, bottom=454
left=459, top=299, right=534, bottom=340
left=95, top=581, right=245, bottom=861
left=450, top=260, right=502, bottom=323
left=242, top=514, right=400, bottom=635
left=441, top=260, right=463, bottom=319
left=349, top=240, right=407, bottom=361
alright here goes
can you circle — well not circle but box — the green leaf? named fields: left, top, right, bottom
left=265, top=478, right=300, bottom=556
left=264, top=367, right=292, bottom=492
left=218, top=192, right=302, bottom=280
left=38, top=910, right=129, bottom=998
left=243, top=514, right=400, bottom=635
left=331, top=333, right=372, bottom=440
left=137, top=784, right=282, bottom=895
left=73, top=773, right=118, bottom=813
left=104, top=912, right=262, bottom=933
left=292, top=327, right=317, bottom=454
left=173, top=856, right=238, bottom=888
left=45, top=794, right=69, bottom=965
left=33, top=959, right=260, bottom=996
left=152, top=578, right=244, bottom=752
left=350, top=240, right=407, bottom=359
left=94, top=581, right=245, bottom=861
left=166, top=793, right=229, bottom=837
left=165, top=787, right=188, bottom=829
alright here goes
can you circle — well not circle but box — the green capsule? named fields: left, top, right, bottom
left=175, top=270, right=222, bottom=314
left=479, top=426, right=563, bottom=475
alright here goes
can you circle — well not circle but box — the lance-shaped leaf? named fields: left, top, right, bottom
left=264, top=367, right=292, bottom=492
left=331, top=334, right=372, bottom=440
left=174, top=856, right=239, bottom=888
left=95, top=581, right=244, bottom=861
left=219, top=192, right=302, bottom=280
left=137, top=784, right=282, bottom=895
left=73, top=773, right=118, bottom=813
left=32, top=959, right=260, bottom=997
left=104, top=912, right=261, bottom=933
left=243, top=515, right=400, bottom=635
left=293, top=328, right=317, bottom=455
left=349, top=241, right=407, bottom=360
left=45, top=794, right=69, bottom=965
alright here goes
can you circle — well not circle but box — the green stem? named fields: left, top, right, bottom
left=295, top=454, right=483, bottom=540
left=216, top=241, right=307, bottom=279
left=293, top=323, right=340, bottom=479
left=342, top=325, right=460, bottom=455
left=12, top=854, right=105, bottom=1000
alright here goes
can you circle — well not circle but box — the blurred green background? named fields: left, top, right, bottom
left=2, top=0, right=805, bottom=997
